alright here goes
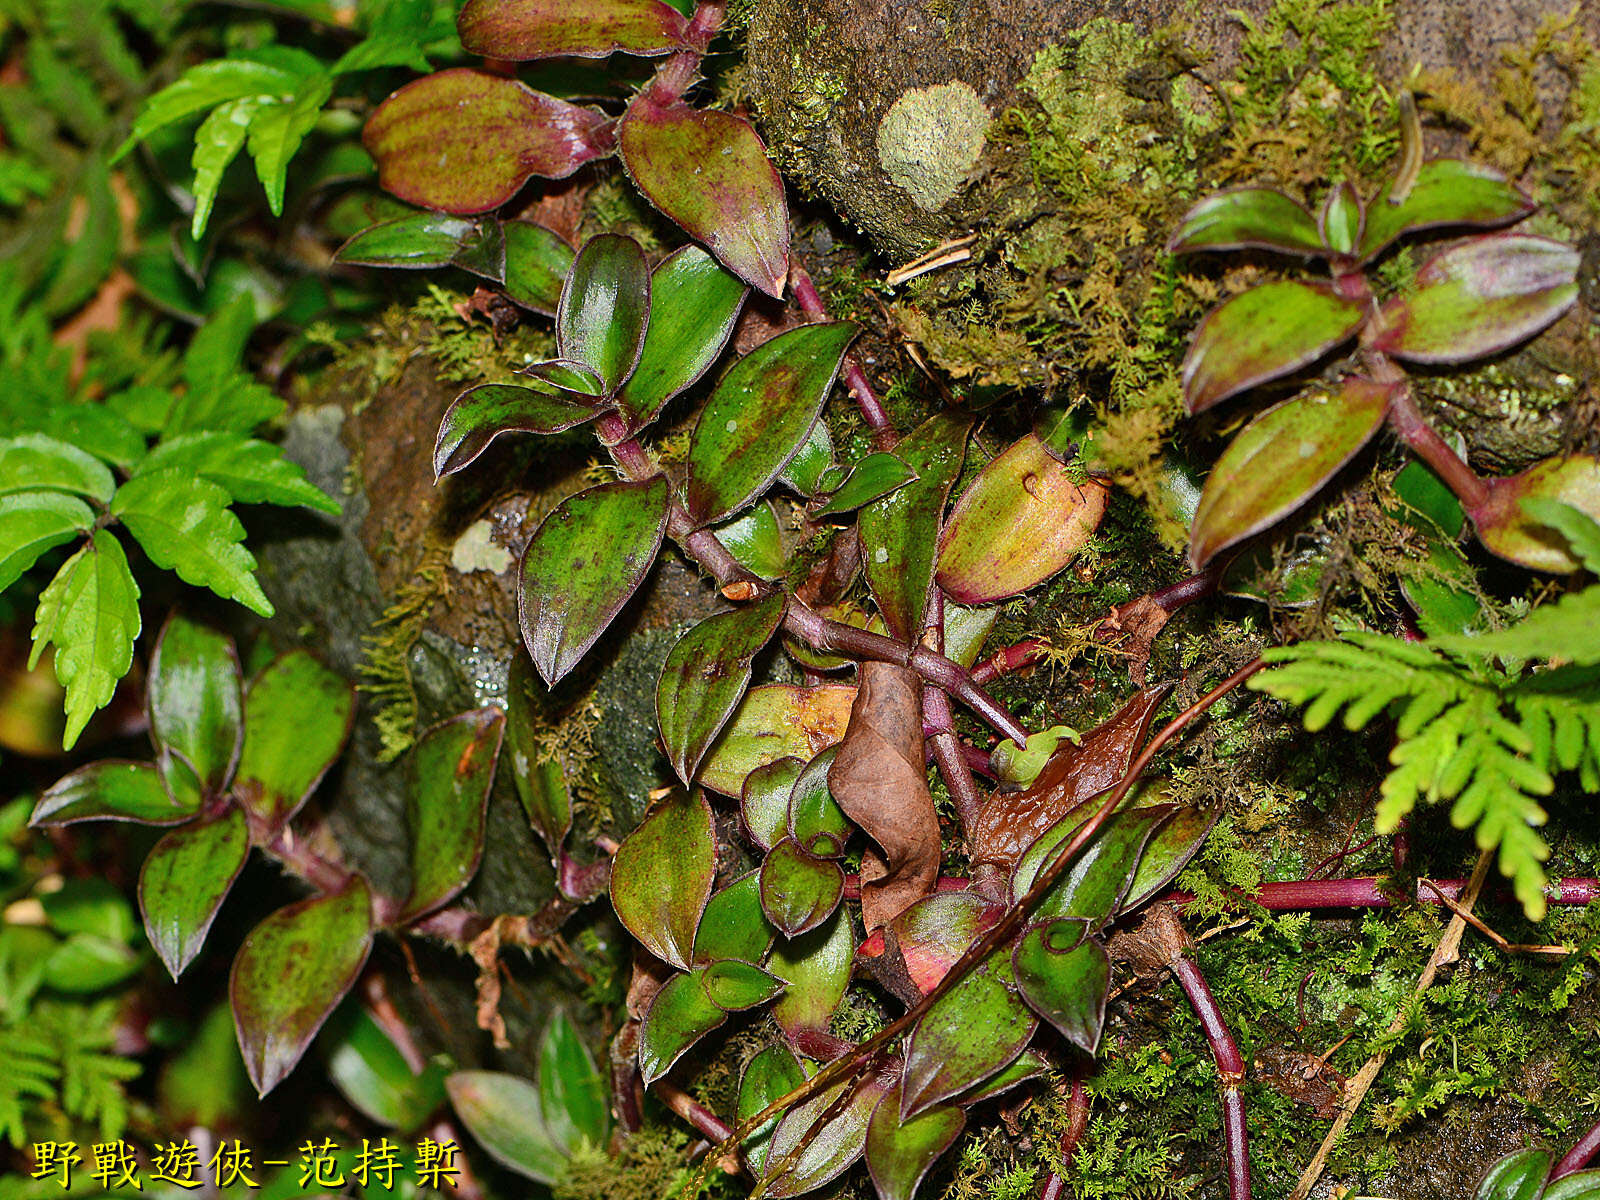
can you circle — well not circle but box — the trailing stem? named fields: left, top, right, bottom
left=1552, top=1116, right=1600, bottom=1180
left=1173, top=954, right=1250, bottom=1200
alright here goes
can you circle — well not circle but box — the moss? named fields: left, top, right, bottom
left=555, top=1127, right=742, bottom=1200
left=356, top=540, right=450, bottom=762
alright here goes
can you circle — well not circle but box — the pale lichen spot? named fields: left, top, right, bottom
left=450, top=519, right=513, bottom=575
left=875, top=81, right=990, bottom=212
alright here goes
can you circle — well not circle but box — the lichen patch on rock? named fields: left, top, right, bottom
left=875, top=81, right=990, bottom=211
left=450, top=518, right=513, bottom=576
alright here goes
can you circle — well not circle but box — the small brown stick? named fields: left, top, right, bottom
left=885, top=235, right=976, bottom=287
left=1418, top=879, right=1573, bottom=957
left=1289, top=852, right=1493, bottom=1200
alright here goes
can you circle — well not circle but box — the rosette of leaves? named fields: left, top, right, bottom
left=30, top=615, right=505, bottom=1096
left=1170, top=122, right=1593, bottom=575
left=356, top=0, right=790, bottom=296
left=0, top=295, right=339, bottom=747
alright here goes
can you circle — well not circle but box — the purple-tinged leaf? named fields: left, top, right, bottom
left=434, top=382, right=600, bottom=478
left=365, top=69, right=613, bottom=214
left=458, top=0, right=688, bottom=60
left=609, top=788, right=714, bottom=970
left=865, top=1084, right=964, bottom=1200
left=450, top=219, right=508, bottom=283
left=1472, top=1149, right=1552, bottom=1200
left=715, top=503, right=789, bottom=579
left=334, top=213, right=480, bottom=269
left=1469, top=454, right=1600, bottom=574
left=1319, top=182, right=1364, bottom=256
left=139, top=807, right=249, bottom=979
left=618, top=245, right=748, bottom=433
left=638, top=968, right=727, bottom=1085
left=700, top=959, right=785, bottom=1011
left=763, top=1067, right=891, bottom=1199
left=952, top=1050, right=1049, bottom=1105
left=1188, top=378, right=1393, bottom=568
left=769, top=908, right=853, bottom=1038
left=230, top=877, right=373, bottom=1096
left=1011, top=918, right=1108, bottom=1054
left=1010, top=807, right=1166, bottom=926
left=618, top=97, right=789, bottom=297
left=1120, top=802, right=1218, bottom=912
left=1167, top=187, right=1324, bottom=257
left=398, top=707, right=506, bottom=924
left=446, top=1072, right=568, bottom=1185
left=1373, top=235, right=1578, bottom=365
left=684, top=322, right=856, bottom=524
left=812, top=452, right=917, bottom=519
left=860, top=412, right=972, bottom=642
left=32, top=761, right=198, bottom=826
left=700, top=683, right=856, bottom=797
left=693, top=871, right=775, bottom=965
left=900, top=944, right=1036, bottom=1117
left=147, top=613, right=242, bottom=794
left=890, top=891, right=1001, bottom=998
left=759, top=837, right=844, bottom=936
left=558, top=234, right=650, bottom=396
left=518, top=476, right=670, bottom=686
left=538, top=1010, right=609, bottom=1154
left=506, top=656, right=570, bottom=862
left=937, top=433, right=1109, bottom=604
left=232, top=651, right=356, bottom=832
left=1359, top=160, right=1535, bottom=262
left=739, top=1044, right=805, bottom=1175
left=657, top=593, right=786, bottom=785
left=1182, top=281, right=1364, bottom=413
left=523, top=358, right=605, bottom=395
left=502, top=221, right=574, bottom=315
left=788, top=748, right=850, bottom=858
left=742, top=757, right=804, bottom=851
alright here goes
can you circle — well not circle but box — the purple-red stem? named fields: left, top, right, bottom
left=1552, top=1116, right=1600, bottom=1180
left=1383, top=383, right=1490, bottom=512
left=790, top=262, right=895, bottom=446
left=924, top=590, right=985, bottom=833
left=1173, top=956, right=1250, bottom=1200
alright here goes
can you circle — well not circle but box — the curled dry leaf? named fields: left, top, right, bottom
left=827, top=662, right=938, bottom=931
left=969, top=686, right=1169, bottom=873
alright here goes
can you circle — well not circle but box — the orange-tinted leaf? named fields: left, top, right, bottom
left=699, top=684, right=856, bottom=797
left=1469, top=455, right=1600, bottom=574
left=458, top=0, right=688, bottom=60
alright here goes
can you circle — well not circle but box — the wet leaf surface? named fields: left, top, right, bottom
left=433, top=381, right=600, bottom=478
left=147, top=614, right=242, bottom=794
left=609, top=788, right=714, bottom=970
left=399, top=707, right=505, bottom=923
left=638, top=967, right=726, bottom=1085
left=139, top=807, right=249, bottom=979
left=31, top=760, right=198, bottom=826
left=759, top=837, right=844, bottom=936
left=1472, top=1149, right=1552, bottom=1200
left=889, top=891, right=1001, bottom=997
left=739, top=1044, right=806, bottom=1174
left=769, top=908, right=853, bottom=1038
left=693, top=871, right=775, bottom=965
left=558, top=234, right=651, bottom=395
left=502, top=220, right=574, bottom=315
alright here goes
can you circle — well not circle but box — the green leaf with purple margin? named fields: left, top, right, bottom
left=812, top=452, right=917, bottom=518
left=788, top=748, right=850, bottom=858
left=1469, top=454, right=1600, bottom=574
left=714, top=504, right=789, bottom=579
left=700, top=684, right=856, bottom=797
left=1359, top=160, right=1534, bottom=262
left=693, top=871, right=775, bottom=965
left=763, top=1070, right=891, bottom=1199
left=518, top=476, right=670, bottom=686
left=759, top=837, right=844, bottom=936
left=1167, top=187, right=1324, bottom=257
left=1012, top=807, right=1165, bottom=926
left=638, top=968, right=727, bottom=1085
left=334, top=212, right=479, bottom=269
left=139, top=807, right=249, bottom=979
left=769, top=908, right=853, bottom=1038
left=1188, top=378, right=1393, bottom=568
left=657, top=593, right=786, bottom=785
left=618, top=97, right=789, bottom=296
left=364, top=69, right=612, bottom=214
left=147, top=614, right=242, bottom=794
left=700, top=959, right=785, bottom=1011
left=609, top=788, right=715, bottom=970
left=1374, top=235, right=1578, bottom=365
left=434, top=382, right=600, bottom=478
left=1120, top=803, right=1218, bottom=912
left=742, top=757, right=804, bottom=852
left=739, top=1044, right=805, bottom=1174
left=558, top=234, right=651, bottom=395
left=1181, top=281, right=1363, bottom=413
left=1471, top=1149, right=1551, bottom=1200
left=232, top=651, right=356, bottom=831
left=1012, top=917, right=1108, bottom=1054
left=230, top=877, right=373, bottom=1096
left=502, top=221, right=575, bottom=315
left=398, top=707, right=506, bottom=923
left=458, top=0, right=688, bottom=60
left=31, top=761, right=197, bottom=827
left=860, top=411, right=971, bottom=641
left=618, top=245, right=748, bottom=432
left=865, top=1084, right=965, bottom=1200
left=506, top=656, right=571, bottom=862
left=684, top=322, right=856, bottom=524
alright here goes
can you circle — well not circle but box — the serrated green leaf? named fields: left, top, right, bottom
left=191, top=96, right=267, bottom=240
left=0, top=492, right=93, bottom=593
left=118, top=56, right=317, bottom=155
left=29, top=530, right=140, bottom=748
left=0, top=435, right=114, bottom=502
left=139, top=808, right=250, bottom=979
left=246, top=76, right=334, bottom=217
left=136, top=433, right=339, bottom=514
left=41, top=158, right=120, bottom=318
left=111, top=470, right=273, bottom=616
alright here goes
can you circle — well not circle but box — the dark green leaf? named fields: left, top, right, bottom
left=865, top=1085, right=964, bottom=1200
left=1360, top=160, right=1534, bottom=262
left=693, top=872, right=775, bottom=965
left=447, top=1071, right=569, bottom=1185
left=1012, top=918, right=1108, bottom=1054
left=399, top=708, right=506, bottom=923
left=812, top=452, right=917, bottom=518
left=701, top=684, right=856, bottom=797
left=29, top=531, right=140, bottom=748
left=1120, top=803, right=1218, bottom=912
left=609, top=788, right=715, bottom=969
left=0, top=435, right=113, bottom=502
left=714, top=504, right=789, bottom=580
left=1167, top=187, right=1324, bottom=257
left=657, top=593, right=786, bottom=785
left=448, top=218, right=508, bottom=283
left=1542, top=1172, right=1600, bottom=1200
left=519, top=476, right=670, bottom=685
left=618, top=244, right=748, bottom=432
left=759, top=837, right=844, bottom=936
left=31, top=761, right=195, bottom=827
left=700, top=959, right=785, bottom=1011
left=233, top=651, right=356, bottom=830
left=458, top=0, right=689, bottom=59
left=952, top=1050, right=1049, bottom=1105
left=768, top=908, right=853, bottom=1038
left=538, top=1011, right=609, bottom=1153
left=900, top=945, right=1036, bottom=1117
left=1012, top=808, right=1165, bottom=927
left=739, top=1044, right=805, bottom=1174
left=617, top=98, right=788, bottom=296
left=1188, top=378, right=1393, bottom=568
left=860, top=412, right=971, bottom=641
left=364, top=69, right=613, bottom=214
left=638, top=968, right=727, bottom=1085
left=335, top=213, right=480, bottom=268
left=1394, top=457, right=1467, bottom=537
left=147, top=614, right=243, bottom=794
left=788, top=748, right=850, bottom=858
left=780, top=420, right=837, bottom=499
left=1472, top=1149, right=1551, bottom=1200
left=503, top=221, right=575, bottom=315
left=684, top=322, right=857, bottom=524
left=1374, top=235, right=1579, bottom=365
left=111, top=471, right=273, bottom=616
left=324, top=1007, right=448, bottom=1133
left=524, top=358, right=606, bottom=395
left=742, top=757, right=804, bottom=851
left=558, top=234, right=651, bottom=395
left=506, top=656, right=571, bottom=861
left=1181, top=281, right=1364, bottom=413
left=1318, top=182, right=1364, bottom=255
left=139, top=808, right=250, bottom=979
left=135, top=434, right=340, bottom=515
left=433, top=382, right=601, bottom=478
left=762, top=1071, right=888, bottom=1198
left=0, top=492, right=93, bottom=593
left=230, top=878, right=374, bottom=1096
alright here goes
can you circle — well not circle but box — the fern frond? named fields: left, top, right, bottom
left=0, top=1027, right=58, bottom=1147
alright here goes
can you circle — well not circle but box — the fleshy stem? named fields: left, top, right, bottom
left=640, top=2, right=727, bottom=104
left=922, top=589, right=984, bottom=834
left=706, top=657, right=1264, bottom=1168
left=1367, top=354, right=1490, bottom=512
left=789, top=262, right=896, bottom=446
left=596, top=413, right=1031, bottom=744
left=1552, top=1117, right=1600, bottom=1181
left=1172, top=953, right=1250, bottom=1200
